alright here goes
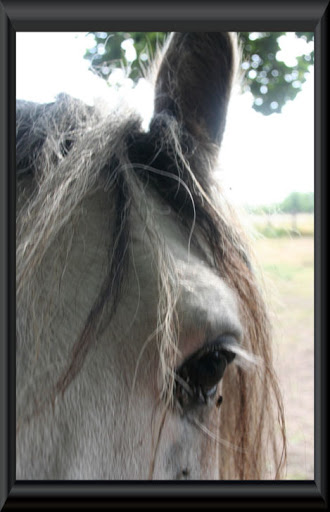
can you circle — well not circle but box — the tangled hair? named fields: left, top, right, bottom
left=16, top=33, right=286, bottom=479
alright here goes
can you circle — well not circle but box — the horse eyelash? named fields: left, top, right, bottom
left=173, top=338, right=237, bottom=410
left=173, top=334, right=261, bottom=413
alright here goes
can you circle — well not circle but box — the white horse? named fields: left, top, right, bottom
left=16, top=32, right=286, bottom=480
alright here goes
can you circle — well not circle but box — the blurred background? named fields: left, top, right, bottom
left=17, top=31, right=314, bottom=480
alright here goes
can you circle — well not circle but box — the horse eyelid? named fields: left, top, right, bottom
left=174, top=337, right=237, bottom=409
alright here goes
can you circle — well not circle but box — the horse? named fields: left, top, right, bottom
left=16, top=32, right=286, bottom=480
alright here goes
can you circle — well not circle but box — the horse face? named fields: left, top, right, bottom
left=17, top=33, right=273, bottom=480
left=82, top=33, right=240, bottom=479
left=117, top=191, right=243, bottom=479
left=16, top=186, right=242, bottom=480
left=106, top=33, right=241, bottom=478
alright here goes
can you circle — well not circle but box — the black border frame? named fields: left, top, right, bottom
left=0, top=1, right=328, bottom=509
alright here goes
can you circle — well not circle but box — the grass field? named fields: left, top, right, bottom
left=253, top=235, right=314, bottom=480
left=249, top=212, right=314, bottom=238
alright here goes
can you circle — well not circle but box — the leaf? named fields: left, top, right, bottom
left=83, top=31, right=314, bottom=116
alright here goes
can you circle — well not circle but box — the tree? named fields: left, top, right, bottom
left=280, top=192, right=314, bottom=214
left=84, top=31, right=314, bottom=115
left=239, top=32, right=313, bottom=115
left=280, top=191, right=314, bottom=232
left=249, top=192, right=314, bottom=233
left=248, top=192, right=314, bottom=215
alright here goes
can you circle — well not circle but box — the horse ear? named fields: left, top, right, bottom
left=153, top=33, right=236, bottom=148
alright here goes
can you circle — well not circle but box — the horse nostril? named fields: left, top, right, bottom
left=175, top=467, right=190, bottom=479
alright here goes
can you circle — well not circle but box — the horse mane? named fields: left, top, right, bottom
left=16, top=40, right=286, bottom=480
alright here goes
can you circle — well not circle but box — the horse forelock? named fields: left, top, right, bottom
left=16, top=79, right=286, bottom=477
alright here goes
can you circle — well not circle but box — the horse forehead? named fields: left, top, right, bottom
left=132, top=190, right=242, bottom=344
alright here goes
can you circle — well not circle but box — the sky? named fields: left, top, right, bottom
left=16, top=32, right=314, bottom=207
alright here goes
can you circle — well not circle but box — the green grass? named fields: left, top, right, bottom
left=263, top=262, right=308, bottom=281
left=254, top=236, right=314, bottom=480
left=249, top=213, right=314, bottom=238
left=256, top=226, right=312, bottom=238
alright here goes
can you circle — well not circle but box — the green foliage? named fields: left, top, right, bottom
left=256, top=225, right=301, bottom=238
left=247, top=203, right=278, bottom=215
left=84, top=31, right=314, bottom=116
left=239, top=32, right=313, bottom=114
left=255, top=221, right=314, bottom=238
left=84, top=32, right=167, bottom=82
left=248, top=192, right=314, bottom=238
left=248, top=192, right=314, bottom=215
left=280, top=192, right=314, bottom=213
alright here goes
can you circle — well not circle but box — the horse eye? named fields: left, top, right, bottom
left=174, top=338, right=236, bottom=410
